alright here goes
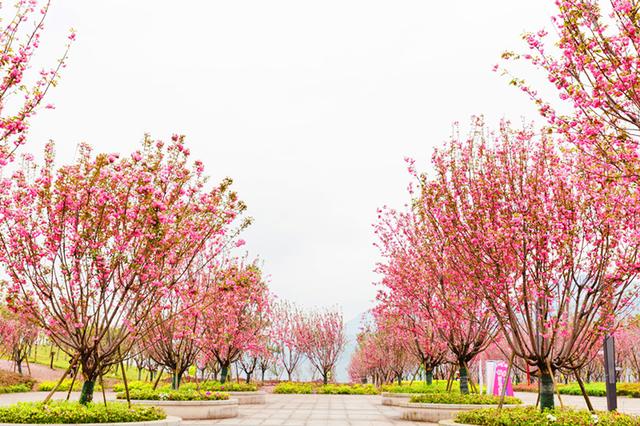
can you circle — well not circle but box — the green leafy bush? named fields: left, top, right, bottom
left=112, top=381, right=152, bottom=393
left=317, top=384, right=379, bottom=395
left=557, top=382, right=607, bottom=397
left=618, top=383, right=640, bottom=398
left=273, top=382, right=314, bottom=394
left=410, top=393, right=521, bottom=405
left=183, top=381, right=258, bottom=392
left=456, top=406, right=640, bottom=426
left=117, top=388, right=229, bottom=401
left=382, top=380, right=455, bottom=394
left=35, top=379, right=102, bottom=392
left=0, top=401, right=165, bottom=424
left=274, top=382, right=378, bottom=395
left=113, top=380, right=258, bottom=393
left=0, top=384, right=33, bottom=394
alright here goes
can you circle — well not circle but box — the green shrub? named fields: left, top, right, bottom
left=0, top=384, right=33, bottom=394
left=113, top=380, right=258, bottom=393
left=274, top=382, right=379, bottom=395
left=382, top=380, right=457, bottom=394
left=35, top=379, right=102, bottom=392
left=456, top=406, right=640, bottom=426
left=117, top=388, right=229, bottom=401
left=618, top=383, right=640, bottom=398
left=0, top=401, right=165, bottom=424
left=273, top=382, right=314, bottom=394
left=317, top=384, right=379, bottom=395
left=558, top=382, right=607, bottom=397
left=112, top=381, right=152, bottom=393
left=183, top=381, right=258, bottom=392
left=411, top=393, right=521, bottom=405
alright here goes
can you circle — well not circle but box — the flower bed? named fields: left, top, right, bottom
left=116, top=389, right=229, bottom=401
left=113, top=381, right=257, bottom=393
left=0, top=401, right=165, bottom=424
left=453, top=406, right=640, bottom=425
left=400, top=394, right=522, bottom=423
left=410, top=394, right=521, bottom=405
left=273, top=382, right=378, bottom=395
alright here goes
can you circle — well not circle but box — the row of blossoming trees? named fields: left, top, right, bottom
left=0, top=0, right=349, bottom=405
left=0, top=135, right=348, bottom=403
left=349, top=0, right=640, bottom=412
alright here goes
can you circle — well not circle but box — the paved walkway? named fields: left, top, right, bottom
left=190, top=394, right=428, bottom=426
left=3, top=391, right=640, bottom=425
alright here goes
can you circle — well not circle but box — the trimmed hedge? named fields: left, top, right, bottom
left=382, top=380, right=458, bottom=394
left=0, top=401, right=165, bottom=424
left=513, top=382, right=640, bottom=398
left=0, top=384, right=33, bottom=394
left=456, top=406, right=640, bottom=426
left=117, top=388, right=229, bottom=401
left=410, top=393, right=521, bottom=405
left=273, top=382, right=379, bottom=395
left=36, top=379, right=102, bottom=392
left=317, top=384, right=378, bottom=395
left=112, top=380, right=257, bottom=393
left=273, top=382, right=313, bottom=394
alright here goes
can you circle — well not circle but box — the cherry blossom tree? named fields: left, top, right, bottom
left=502, top=0, right=640, bottom=180
left=296, top=308, right=346, bottom=385
left=375, top=204, right=498, bottom=394
left=0, top=136, right=248, bottom=403
left=0, top=0, right=73, bottom=164
left=200, top=258, right=270, bottom=384
left=418, top=118, right=640, bottom=409
left=0, top=310, right=38, bottom=375
left=271, top=300, right=305, bottom=382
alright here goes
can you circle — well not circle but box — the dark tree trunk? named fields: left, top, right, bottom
left=540, top=369, right=555, bottom=411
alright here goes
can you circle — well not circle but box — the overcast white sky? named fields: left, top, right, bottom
left=26, top=1, right=556, bottom=323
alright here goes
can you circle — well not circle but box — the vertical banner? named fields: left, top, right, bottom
left=492, top=361, right=514, bottom=397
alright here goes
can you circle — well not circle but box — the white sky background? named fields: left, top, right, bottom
left=25, top=1, right=557, bottom=324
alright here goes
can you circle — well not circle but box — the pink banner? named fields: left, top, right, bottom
left=492, top=361, right=513, bottom=396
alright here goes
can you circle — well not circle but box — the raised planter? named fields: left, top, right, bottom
left=400, top=402, right=520, bottom=423
left=439, top=420, right=470, bottom=426
left=0, top=417, right=181, bottom=426
left=131, top=399, right=238, bottom=420
left=227, top=390, right=266, bottom=404
left=381, top=392, right=419, bottom=406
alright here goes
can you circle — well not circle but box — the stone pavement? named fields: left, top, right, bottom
left=187, top=394, right=430, bottom=426
left=4, top=390, right=640, bottom=425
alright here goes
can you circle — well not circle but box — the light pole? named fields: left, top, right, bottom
left=603, top=335, right=617, bottom=411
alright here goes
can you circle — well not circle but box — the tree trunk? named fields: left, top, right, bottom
left=287, top=371, right=292, bottom=382
left=245, top=373, right=251, bottom=384
left=172, top=371, right=180, bottom=390
left=220, top=363, right=229, bottom=384
left=138, top=368, right=142, bottom=381
left=323, top=372, right=328, bottom=385
left=459, top=363, right=469, bottom=395
left=397, top=374, right=402, bottom=385
left=540, top=368, right=555, bottom=411
left=425, top=369, right=433, bottom=386
left=79, top=380, right=95, bottom=405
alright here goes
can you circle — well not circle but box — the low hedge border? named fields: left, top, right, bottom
left=0, top=401, right=165, bottom=424
left=455, top=406, right=640, bottom=426
left=410, top=393, right=521, bottom=405
left=116, top=388, right=229, bottom=401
